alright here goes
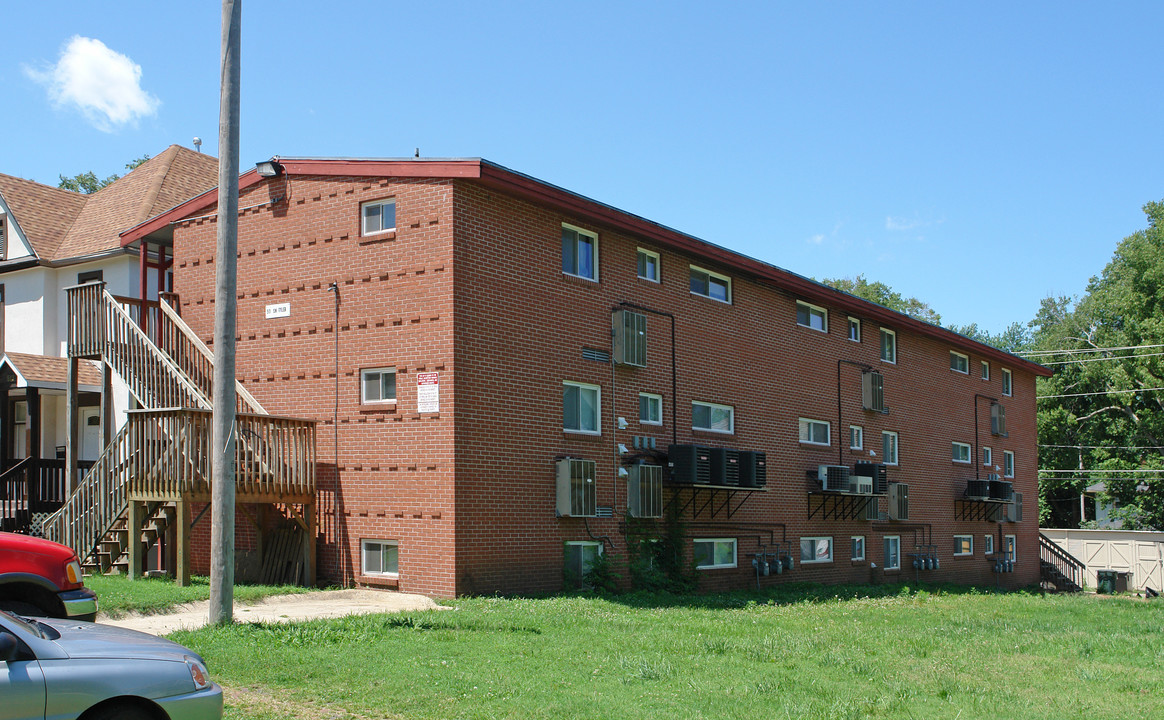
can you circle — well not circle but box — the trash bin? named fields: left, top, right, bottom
left=1097, top=570, right=1117, bottom=594
left=1114, top=571, right=1131, bottom=593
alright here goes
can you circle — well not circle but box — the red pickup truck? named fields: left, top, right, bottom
left=0, top=531, right=98, bottom=621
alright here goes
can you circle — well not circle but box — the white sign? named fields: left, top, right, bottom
left=265, top=302, right=290, bottom=319
left=417, top=372, right=440, bottom=413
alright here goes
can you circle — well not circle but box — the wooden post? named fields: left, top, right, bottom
left=126, top=500, right=143, bottom=579
left=64, top=361, right=78, bottom=492
left=27, top=387, right=40, bottom=461
left=305, top=501, right=317, bottom=586
left=100, top=363, right=113, bottom=452
left=175, top=497, right=191, bottom=587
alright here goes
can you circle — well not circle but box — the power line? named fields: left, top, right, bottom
left=1040, top=444, right=1164, bottom=450
left=1038, top=386, right=1164, bottom=400
left=1039, top=469, right=1164, bottom=474
left=1019, top=342, right=1164, bottom=357
left=1039, top=350, right=1164, bottom=366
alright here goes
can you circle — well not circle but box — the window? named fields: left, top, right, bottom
left=799, top=418, right=830, bottom=446
left=849, top=425, right=863, bottom=450
left=952, top=442, right=971, bottom=464
left=954, top=535, right=973, bottom=556
left=884, top=536, right=900, bottom=570
left=950, top=351, right=969, bottom=374
left=851, top=536, right=865, bottom=561
left=639, top=393, right=663, bottom=425
left=361, top=199, right=396, bottom=236
left=563, top=382, right=601, bottom=434
left=984, top=534, right=995, bottom=556
left=694, top=538, right=737, bottom=569
left=800, top=537, right=833, bottom=564
left=692, top=401, right=734, bottom=434
left=880, top=329, right=897, bottom=363
left=796, top=301, right=828, bottom=332
left=77, top=269, right=103, bottom=285
left=1003, top=450, right=1014, bottom=478
left=982, top=446, right=993, bottom=467
left=562, top=224, right=598, bottom=280
left=689, top=265, right=731, bottom=303
left=564, top=541, right=603, bottom=587
left=360, top=367, right=397, bottom=404
left=981, top=361, right=990, bottom=380
left=12, top=400, right=27, bottom=459
left=1004, top=534, right=1017, bottom=562
left=848, top=317, right=861, bottom=342
left=882, top=431, right=899, bottom=465
left=636, top=248, right=660, bottom=282
left=361, top=539, right=399, bottom=577
left=1002, top=368, right=1012, bottom=396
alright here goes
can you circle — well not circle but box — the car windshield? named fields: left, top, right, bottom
left=0, top=608, right=51, bottom=640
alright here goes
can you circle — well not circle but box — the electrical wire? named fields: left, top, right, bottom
left=1039, top=469, right=1164, bottom=474
left=1040, top=444, right=1164, bottom=450
left=1038, top=386, right=1164, bottom=400
left=1038, top=351, right=1164, bottom=366
left=1019, top=342, right=1164, bottom=357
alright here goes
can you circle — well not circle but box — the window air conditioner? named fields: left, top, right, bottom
left=612, top=309, right=647, bottom=367
left=1006, top=493, right=1023, bottom=523
left=861, top=371, right=886, bottom=413
left=853, top=462, right=888, bottom=495
left=888, top=482, right=909, bottom=520
left=628, top=464, right=664, bottom=519
left=991, top=403, right=1007, bottom=436
left=849, top=476, right=874, bottom=495
left=556, top=458, right=597, bottom=517
left=818, top=464, right=850, bottom=492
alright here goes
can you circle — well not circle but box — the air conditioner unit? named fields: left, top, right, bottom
left=669, top=445, right=711, bottom=484
left=989, top=478, right=1014, bottom=502
left=628, top=464, right=664, bottom=519
left=556, top=458, right=597, bottom=517
left=965, top=479, right=991, bottom=500
left=853, top=462, right=888, bottom=495
left=738, top=451, right=767, bottom=488
left=709, top=448, right=740, bottom=487
left=861, top=371, right=886, bottom=413
left=612, top=309, right=647, bottom=367
left=990, top=402, right=1007, bottom=436
left=849, top=476, right=873, bottom=495
left=864, top=497, right=879, bottom=520
left=888, top=482, right=909, bottom=520
left=818, top=464, right=850, bottom=492
left=1006, top=492, right=1023, bottom=523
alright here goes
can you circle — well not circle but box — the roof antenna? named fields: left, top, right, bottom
left=193, top=137, right=202, bottom=153
left=414, top=148, right=420, bottom=158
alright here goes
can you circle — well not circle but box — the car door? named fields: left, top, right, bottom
left=0, top=627, right=46, bottom=720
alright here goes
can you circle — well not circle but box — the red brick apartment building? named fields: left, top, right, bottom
left=122, top=158, right=1051, bottom=597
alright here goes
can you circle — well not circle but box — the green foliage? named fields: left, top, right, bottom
left=820, top=273, right=942, bottom=324
left=57, top=154, right=151, bottom=194
left=625, top=507, right=698, bottom=593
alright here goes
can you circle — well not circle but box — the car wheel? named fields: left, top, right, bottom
left=84, top=702, right=156, bottom=720
left=0, top=600, right=46, bottom=617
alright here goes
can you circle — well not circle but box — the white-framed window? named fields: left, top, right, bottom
left=692, top=401, right=734, bottom=434
left=952, top=442, right=971, bottom=464
left=564, top=541, right=603, bottom=586
left=639, top=393, right=663, bottom=425
left=880, top=328, right=897, bottom=363
left=689, top=265, right=731, bottom=304
left=984, top=534, right=995, bottom=556
left=361, top=539, right=399, bottom=577
left=983, top=446, right=993, bottom=467
left=848, top=317, right=861, bottom=342
left=636, top=248, right=660, bottom=282
left=884, top=536, right=901, bottom=570
left=954, top=535, right=973, bottom=556
left=799, top=418, right=830, bottom=446
left=981, top=361, right=990, bottom=380
left=563, top=381, right=601, bottom=434
left=950, top=351, right=969, bottom=374
left=360, top=367, right=397, bottom=404
left=361, top=199, right=396, bottom=236
left=851, top=536, right=865, bottom=561
left=882, top=431, right=899, bottom=465
left=796, top=301, right=828, bottom=333
left=1003, top=450, right=1015, bottom=478
left=849, top=425, right=863, bottom=450
left=1002, top=368, right=1013, bottom=397
left=562, top=223, right=598, bottom=281
left=12, top=401, right=27, bottom=459
left=1004, top=534, right=1017, bottom=562
left=693, top=538, right=737, bottom=569
left=800, top=537, right=833, bottom=564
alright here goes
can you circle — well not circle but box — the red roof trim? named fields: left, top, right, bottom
left=120, top=168, right=267, bottom=246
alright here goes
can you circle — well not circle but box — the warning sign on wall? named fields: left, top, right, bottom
left=417, top=372, right=440, bottom=413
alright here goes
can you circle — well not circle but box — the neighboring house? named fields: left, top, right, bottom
left=108, top=156, right=1052, bottom=598
left=1079, top=481, right=1142, bottom=529
left=0, top=145, right=217, bottom=536
left=1042, top=528, right=1164, bottom=593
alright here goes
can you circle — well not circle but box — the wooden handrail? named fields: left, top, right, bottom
left=1040, top=533, right=1085, bottom=589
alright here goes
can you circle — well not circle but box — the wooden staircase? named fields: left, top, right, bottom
left=43, top=283, right=315, bottom=582
left=1040, top=533, right=1085, bottom=592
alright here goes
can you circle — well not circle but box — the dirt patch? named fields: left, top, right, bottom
left=99, top=588, right=443, bottom=635
left=226, top=685, right=406, bottom=720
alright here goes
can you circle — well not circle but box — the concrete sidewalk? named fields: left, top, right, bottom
left=99, top=588, right=443, bottom=635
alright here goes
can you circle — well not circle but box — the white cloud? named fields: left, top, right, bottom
left=808, top=233, right=825, bottom=245
left=885, top=216, right=924, bottom=231
left=25, top=36, right=160, bottom=132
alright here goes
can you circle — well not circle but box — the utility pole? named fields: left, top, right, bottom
left=209, top=0, right=241, bottom=626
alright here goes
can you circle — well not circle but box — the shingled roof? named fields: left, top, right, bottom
left=0, top=145, right=217, bottom=263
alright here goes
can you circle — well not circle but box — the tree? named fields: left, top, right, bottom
left=820, top=274, right=943, bottom=324
left=58, top=155, right=151, bottom=194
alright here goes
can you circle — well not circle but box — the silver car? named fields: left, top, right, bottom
left=0, top=609, right=222, bottom=720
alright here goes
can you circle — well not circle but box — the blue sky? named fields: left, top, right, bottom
left=3, top=2, right=1161, bottom=335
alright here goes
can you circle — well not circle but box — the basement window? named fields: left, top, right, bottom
left=884, top=536, right=901, bottom=570
left=800, top=537, right=833, bottom=564
left=564, top=541, right=603, bottom=588
left=361, top=367, right=397, bottom=404
left=694, top=538, right=737, bottom=569
left=361, top=199, right=396, bottom=236
left=851, top=536, right=865, bottom=561
left=361, top=539, right=398, bottom=577
left=954, top=535, right=973, bottom=556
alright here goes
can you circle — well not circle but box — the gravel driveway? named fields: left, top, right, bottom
left=99, top=588, right=443, bottom=635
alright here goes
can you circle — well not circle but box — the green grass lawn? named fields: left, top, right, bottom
left=88, top=574, right=315, bottom=618
left=161, top=585, right=1164, bottom=720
